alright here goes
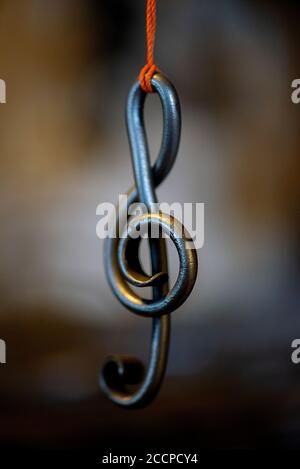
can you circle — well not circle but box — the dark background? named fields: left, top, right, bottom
left=0, top=0, right=300, bottom=451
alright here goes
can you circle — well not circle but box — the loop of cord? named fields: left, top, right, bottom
left=139, top=0, right=159, bottom=93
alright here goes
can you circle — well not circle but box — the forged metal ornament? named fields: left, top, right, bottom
left=100, top=73, right=198, bottom=409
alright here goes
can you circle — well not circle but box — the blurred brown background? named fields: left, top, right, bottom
left=0, top=0, right=300, bottom=450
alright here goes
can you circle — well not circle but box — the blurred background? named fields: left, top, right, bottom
left=0, top=0, right=300, bottom=450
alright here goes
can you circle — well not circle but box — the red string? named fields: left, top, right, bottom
left=139, top=0, right=159, bottom=93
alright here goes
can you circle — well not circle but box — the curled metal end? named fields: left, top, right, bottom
left=100, top=356, right=147, bottom=409
left=111, top=213, right=198, bottom=318
left=119, top=235, right=169, bottom=287
left=99, top=314, right=170, bottom=409
left=101, top=356, right=145, bottom=389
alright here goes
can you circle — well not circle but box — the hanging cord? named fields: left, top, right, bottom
left=139, top=0, right=159, bottom=93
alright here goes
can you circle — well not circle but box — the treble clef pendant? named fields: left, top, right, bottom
left=100, top=73, right=198, bottom=409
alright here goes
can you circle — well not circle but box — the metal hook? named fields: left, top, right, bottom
left=100, top=73, right=198, bottom=409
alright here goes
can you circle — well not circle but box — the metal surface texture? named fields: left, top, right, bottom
left=100, top=73, right=198, bottom=409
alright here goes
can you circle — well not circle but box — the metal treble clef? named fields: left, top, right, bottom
left=100, top=73, right=198, bottom=409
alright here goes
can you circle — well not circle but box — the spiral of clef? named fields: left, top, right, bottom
left=100, top=73, right=198, bottom=409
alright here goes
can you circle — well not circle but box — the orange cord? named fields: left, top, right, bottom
left=139, top=0, right=159, bottom=93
